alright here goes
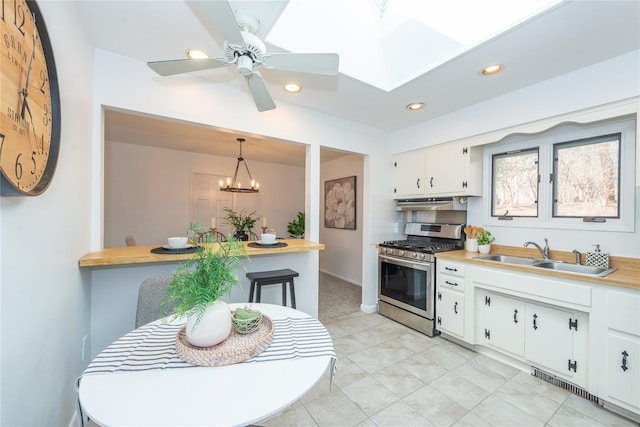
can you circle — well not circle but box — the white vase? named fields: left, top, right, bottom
left=478, top=244, right=491, bottom=254
left=186, top=300, right=232, bottom=347
left=466, top=239, right=478, bottom=252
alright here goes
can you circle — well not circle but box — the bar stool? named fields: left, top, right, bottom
left=246, top=269, right=299, bottom=308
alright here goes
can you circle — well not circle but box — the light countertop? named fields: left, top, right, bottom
left=79, top=239, right=325, bottom=267
left=436, top=244, right=639, bottom=290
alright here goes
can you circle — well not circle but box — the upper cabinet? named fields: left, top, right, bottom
left=392, top=150, right=426, bottom=198
left=392, top=143, right=482, bottom=199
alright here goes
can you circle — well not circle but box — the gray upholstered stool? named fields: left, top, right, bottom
left=246, top=268, right=299, bottom=308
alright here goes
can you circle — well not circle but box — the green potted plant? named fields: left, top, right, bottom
left=162, top=223, right=247, bottom=347
left=477, top=230, right=496, bottom=254
left=287, top=211, right=305, bottom=239
left=224, top=208, right=259, bottom=241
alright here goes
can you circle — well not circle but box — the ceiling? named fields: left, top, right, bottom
left=80, top=1, right=639, bottom=164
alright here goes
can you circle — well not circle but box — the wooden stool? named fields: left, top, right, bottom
left=246, top=269, right=299, bottom=308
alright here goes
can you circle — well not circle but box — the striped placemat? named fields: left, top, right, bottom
left=83, top=317, right=336, bottom=376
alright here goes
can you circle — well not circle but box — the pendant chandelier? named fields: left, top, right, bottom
left=219, top=138, right=260, bottom=193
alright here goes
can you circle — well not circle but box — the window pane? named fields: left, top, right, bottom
left=492, top=148, right=539, bottom=217
left=553, top=134, right=620, bottom=218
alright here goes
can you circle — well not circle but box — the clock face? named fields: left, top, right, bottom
left=0, top=0, right=60, bottom=196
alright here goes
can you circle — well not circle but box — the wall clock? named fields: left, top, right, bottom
left=0, top=0, right=60, bottom=196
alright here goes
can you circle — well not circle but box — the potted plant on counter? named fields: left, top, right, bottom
left=477, top=230, right=496, bottom=254
left=287, top=211, right=305, bottom=239
left=162, top=226, right=247, bottom=347
left=224, top=208, right=259, bottom=241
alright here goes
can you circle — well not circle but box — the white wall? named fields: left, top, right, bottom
left=390, top=51, right=640, bottom=258
left=104, top=141, right=305, bottom=247
left=0, top=2, right=94, bottom=425
left=319, top=155, right=364, bottom=285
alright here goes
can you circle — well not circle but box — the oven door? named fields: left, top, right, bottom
left=378, top=254, right=434, bottom=319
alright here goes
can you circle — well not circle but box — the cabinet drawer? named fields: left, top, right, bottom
left=439, top=275, right=465, bottom=291
left=438, top=262, right=465, bottom=277
left=608, top=291, right=640, bottom=336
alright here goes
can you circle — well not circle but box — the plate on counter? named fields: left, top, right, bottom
left=162, top=244, right=196, bottom=250
left=248, top=242, right=287, bottom=249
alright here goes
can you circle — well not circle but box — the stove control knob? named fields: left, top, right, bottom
left=412, top=252, right=418, bottom=259
left=397, top=250, right=405, bottom=256
left=419, top=253, right=426, bottom=260
left=386, top=248, right=393, bottom=255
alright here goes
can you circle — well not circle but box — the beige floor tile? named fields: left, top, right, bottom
left=421, top=343, right=470, bottom=371
left=347, top=347, right=397, bottom=374
left=371, top=336, right=418, bottom=362
left=470, top=353, right=520, bottom=379
left=493, top=371, right=570, bottom=422
left=341, top=375, right=400, bottom=416
left=332, top=356, right=369, bottom=389
left=429, top=371, right=491, bottom=410
left=403, top=384, right=468, bottom=426
left=303, top=387, right=368, bottom=427
left=453, top=411, right=493, bottom=427
left=397, top=351, right=449, bottom=383
left=372, top=364, right=426, bottom=398
left=351, top=325, right=394, bottom=347
left=464, top=394, right=545, bottom=427
left=370, top=400, right=434, bottom=426
left=333, top=334, right=373, bottom=357
left=558, top=394, right=638, bottom=426
left=453, top=358, right=509, bottom=393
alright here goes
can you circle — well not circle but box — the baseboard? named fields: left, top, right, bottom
left=319, top=269, right=361, bottom=287
left=360, top=303, right=378, bottom=313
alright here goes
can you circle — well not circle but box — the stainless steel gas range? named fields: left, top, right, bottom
left=377, top=222, right=464, bottom=336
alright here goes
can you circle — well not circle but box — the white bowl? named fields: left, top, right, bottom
left=168, top=236, right=188, bottom=248
left=260, top=233, right=276, bottom=244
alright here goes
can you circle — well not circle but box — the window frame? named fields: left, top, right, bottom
left=491, top=147, right=540, bottom=218
left=482, top=116, right=635, bottom=232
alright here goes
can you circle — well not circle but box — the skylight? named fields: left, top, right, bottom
left=266, top=0, right=562, bottom=91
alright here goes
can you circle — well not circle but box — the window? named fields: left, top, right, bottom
left=484, top=116, right=635, bottom=232
left=492, top=148, right=539, bottom=217
left=553, top=134, right=620, bottom=218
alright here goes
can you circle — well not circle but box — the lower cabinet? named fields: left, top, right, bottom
left=602, top=289, right=640, bottom=414
left=477, top=289, right=586, bottom=386
left=437, top=287, right=465, bottom=338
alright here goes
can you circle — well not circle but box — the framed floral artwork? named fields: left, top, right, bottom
left=324, top=176, right=356, bottom=230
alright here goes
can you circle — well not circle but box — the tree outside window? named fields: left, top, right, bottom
left=492, top=148, right=539, bottom=217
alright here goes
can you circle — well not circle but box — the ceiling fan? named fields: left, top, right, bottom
left=147, top=1, right=339, bottom=112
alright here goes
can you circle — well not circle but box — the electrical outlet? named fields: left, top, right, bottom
left=82, top=335, right=89, bottom=361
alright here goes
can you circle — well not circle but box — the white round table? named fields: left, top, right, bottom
left=78, top=303, right=334, bottom=426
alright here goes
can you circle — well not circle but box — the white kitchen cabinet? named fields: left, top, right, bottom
left=602, top=289, right=640, bottom=414
left=477, top=291, right=525, bottom=358
left=424, top=143, right=482, bottom=197
left=436, top=260, right=468, bottom=341
left=392, top=150, right=426, bottom=198
left=524, top=302, right=580, bottom=378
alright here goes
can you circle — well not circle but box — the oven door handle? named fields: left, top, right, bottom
left=379, top=254, right=431, bottom=271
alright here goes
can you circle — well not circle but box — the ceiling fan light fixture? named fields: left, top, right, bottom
left=406, top=102, right=425, bottom=111
left=219, top=138, right=260, bottom=194
left=185, top=49, right=209, bottom=59
left=284, top=83, right=302, bottom=93
left=481, top=64, right=503, bottom=75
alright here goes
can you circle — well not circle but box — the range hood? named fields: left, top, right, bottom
left=396, top=197, right=467, bottom=211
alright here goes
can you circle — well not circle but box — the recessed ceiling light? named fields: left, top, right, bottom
left=186, top=49, right=209, bottom=59
left=284, top=83, right=302, bottom=93
left=406, top=102, right=425, bottom=111
left=481, top=64, right=503, bottom=75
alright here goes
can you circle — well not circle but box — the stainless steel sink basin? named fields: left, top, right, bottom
left=532, top=261, right=617, bottom=277
left=474, top=254, right=539, bottom=265
left=474, top=254, right=618, bottom=277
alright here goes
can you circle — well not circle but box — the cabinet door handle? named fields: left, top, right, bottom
left=621, top=350, right=629, bottom=372
left=445, top=267, right=458, bottom=272
left=437, top=292, right=442, bottom=301
left=445, top=280, right=458, bottom=287
left=454, top=301, right=458, bottom=314
left=513, top=309, right=518, bottom=324
left=532, top=313, right=538, bottom=330
left=430, top=177, right=434, bottom=187
left=417, top=178, right=420, bottom=189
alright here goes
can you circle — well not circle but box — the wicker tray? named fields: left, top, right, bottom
left=175, top=315, right=274, bottom=367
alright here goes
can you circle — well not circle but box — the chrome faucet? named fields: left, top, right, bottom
left=572, top=249, right=582, bottom=265
left=524, top=238, right=549, bottom=259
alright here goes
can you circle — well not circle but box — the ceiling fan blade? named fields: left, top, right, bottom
left=268, top=53, right=339, bottom=75
left=187, top=0, right=244, bottom=46
left=245, top=72, right=276, bottom=112
left=147, top=58, right=227, bottom=76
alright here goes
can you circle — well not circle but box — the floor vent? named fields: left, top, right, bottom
left=531, top=366, right=601, bottom=405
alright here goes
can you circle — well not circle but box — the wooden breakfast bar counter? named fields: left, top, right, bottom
left=80, top=240, right=325, bottom=359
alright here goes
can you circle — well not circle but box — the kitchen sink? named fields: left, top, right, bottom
left=532, top=261, right=617, bottom=277
left=474, top=254, right=618, bottom=277
left=474, top=254, right=539, bottom=265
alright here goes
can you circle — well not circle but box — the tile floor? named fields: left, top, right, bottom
left=262, top=310, right=638, bottom=427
